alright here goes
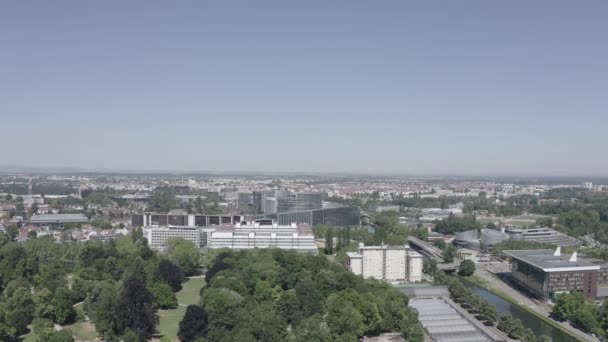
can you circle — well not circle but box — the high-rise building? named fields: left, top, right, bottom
left=262, top=197, right=277, bottom=214
left=276, top=192, right=322, bottom=213
left=346, top=243, right=422, bottom=283
left=237, top=192, right=253, bottom=211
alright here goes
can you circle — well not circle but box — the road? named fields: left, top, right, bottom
left=475, top=264, right=599, bottom=342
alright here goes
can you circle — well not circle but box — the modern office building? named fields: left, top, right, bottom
left=258, top=206, right=360, bottom=227
left=262, top=197, right=277, bottom=214
left=503, top=248, right=600, bottom=300
left=145, top=226, right=203, bottom=249
left=237, top=192, right=253, bottom=211
left=207, top=221, right=318, bottom=254
left=276, top=192, right=322, bottom=213
left=131, top=213, right=242, bottom=227
left=346, top=243, right=422, bottom=283
left=30, top=213, right=89, bottom=228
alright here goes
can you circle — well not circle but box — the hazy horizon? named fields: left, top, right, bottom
left=2, top=1, right=607, bottom=175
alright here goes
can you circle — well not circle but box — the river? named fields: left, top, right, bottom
left=461, top=279, right=578, bottom=342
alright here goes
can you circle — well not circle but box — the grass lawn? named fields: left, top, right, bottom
left=21, top=303, right=97, bottom=342
left=158, top=277, right=205, bottom=342
left=176, top=277, right=204, bottom=305
left=158, top=306, right=187, bottom=342
left=23, top=331, right=38, bottom=342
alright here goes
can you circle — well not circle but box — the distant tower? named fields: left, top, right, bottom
left=28, top=176, right=33, bottom=195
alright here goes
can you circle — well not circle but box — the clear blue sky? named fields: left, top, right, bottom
left=1, top=1, right=607, bottom=175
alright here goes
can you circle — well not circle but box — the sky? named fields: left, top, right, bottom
left=1, top=1, right=607, bottom=176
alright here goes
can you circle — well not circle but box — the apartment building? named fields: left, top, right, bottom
left=346, top=243, right=422, bottom=283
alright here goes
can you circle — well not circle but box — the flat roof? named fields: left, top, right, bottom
left=503, top=249, right=600, bottom=272
left=30, top=213, right=88, bottom=223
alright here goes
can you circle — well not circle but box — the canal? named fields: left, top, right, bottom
left=461, top=279, right=578, bottom=342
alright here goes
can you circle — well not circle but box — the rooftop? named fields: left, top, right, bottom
left=503, top=249, right=600, bottom=272
left=30, top=213, right=88, bottom=223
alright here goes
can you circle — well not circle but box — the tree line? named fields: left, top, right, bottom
left=552, top=292, right=608, bottom=337
left=433, top=271, right=550, bottom=342
left=0, top=229, right=199, bottom=341
left=177, top=248, right=425, bottom=342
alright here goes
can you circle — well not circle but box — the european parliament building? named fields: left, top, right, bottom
left=257, top=206, right=360, bottom=227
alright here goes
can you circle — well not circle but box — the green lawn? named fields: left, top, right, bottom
left=176, top=277, right=204, bottom=305
left=158, top=306, right=187, bottom=342
left=23, top=279, right=204, bottom=342
left=158, top=277, right=205, bottom=342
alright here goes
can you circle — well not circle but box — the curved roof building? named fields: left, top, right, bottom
left=454, top=230, right=479, bottom=248
left=481, top=229, right=507, bottom=247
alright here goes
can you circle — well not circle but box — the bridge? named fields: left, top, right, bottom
left=407, top=236, right=459, bottom=272
left=408, top=236, right=445, bottom=261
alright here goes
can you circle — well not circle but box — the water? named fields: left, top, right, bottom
left=461, top=279, right=578, bottom=342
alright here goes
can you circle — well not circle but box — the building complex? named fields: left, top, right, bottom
left=142, top=218, right=317, bottom=254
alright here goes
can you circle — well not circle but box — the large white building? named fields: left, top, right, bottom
left=145, top=226, right=205, bottom=249
left=207, top=221, right=318, bottom=254
left=144, top=221, right=318, bottom=254
left=346, top=243, right=422, bottom=283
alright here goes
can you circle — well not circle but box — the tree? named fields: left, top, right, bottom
left=3, top=285, right=36, bottom=335
left=423, top=259, right=437, bottom=274
left=536, top=217, right=553, bottom=227
left=151, top=283, right=178, bottom=309
left=536, top=335, right=551, bottom=342
left=325, top=227, right=334, bottom=255
left=178, top=305, right=208, bottom=342
left=497, top=312, right=515, bottom=336
left=32, top=317, right=54, bottom=337
left=458, top=260, right=476, bottom=276
left=194, top=196, right=203, bottom=214
left=113, top=273, right=158, bottom=340
left=16, top=202, right=25, bottom=216
left=53, top=287, right=76, bottom=325
left=29, top=202, right=39, bottom=216
left=434, top=239, right=447, bottom=250
left=292, top=314, right=332, bottom=342
left=478, top=299, right=497, bottom=325
left=34, top=288, right=55, bottom=320
left=166, top=238, right=199, bottom=276
left=6, top=225, right=19, bottom=241
left=147, top=189, right=178, bottom=213
left=86, top=281, right=118, bottom=341
left=552, top=292, right=584, bottom=321
left=276, top=290, right=301, bottom=324
left=442, top=245, right=457, bottom=263
left=158, top=259, right=184, bottom=292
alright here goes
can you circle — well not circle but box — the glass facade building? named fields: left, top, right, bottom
left=258, top=206, right=360, bottom=227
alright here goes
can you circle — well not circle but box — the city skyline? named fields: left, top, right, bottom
left=2, top=1, right=607, bottom=175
